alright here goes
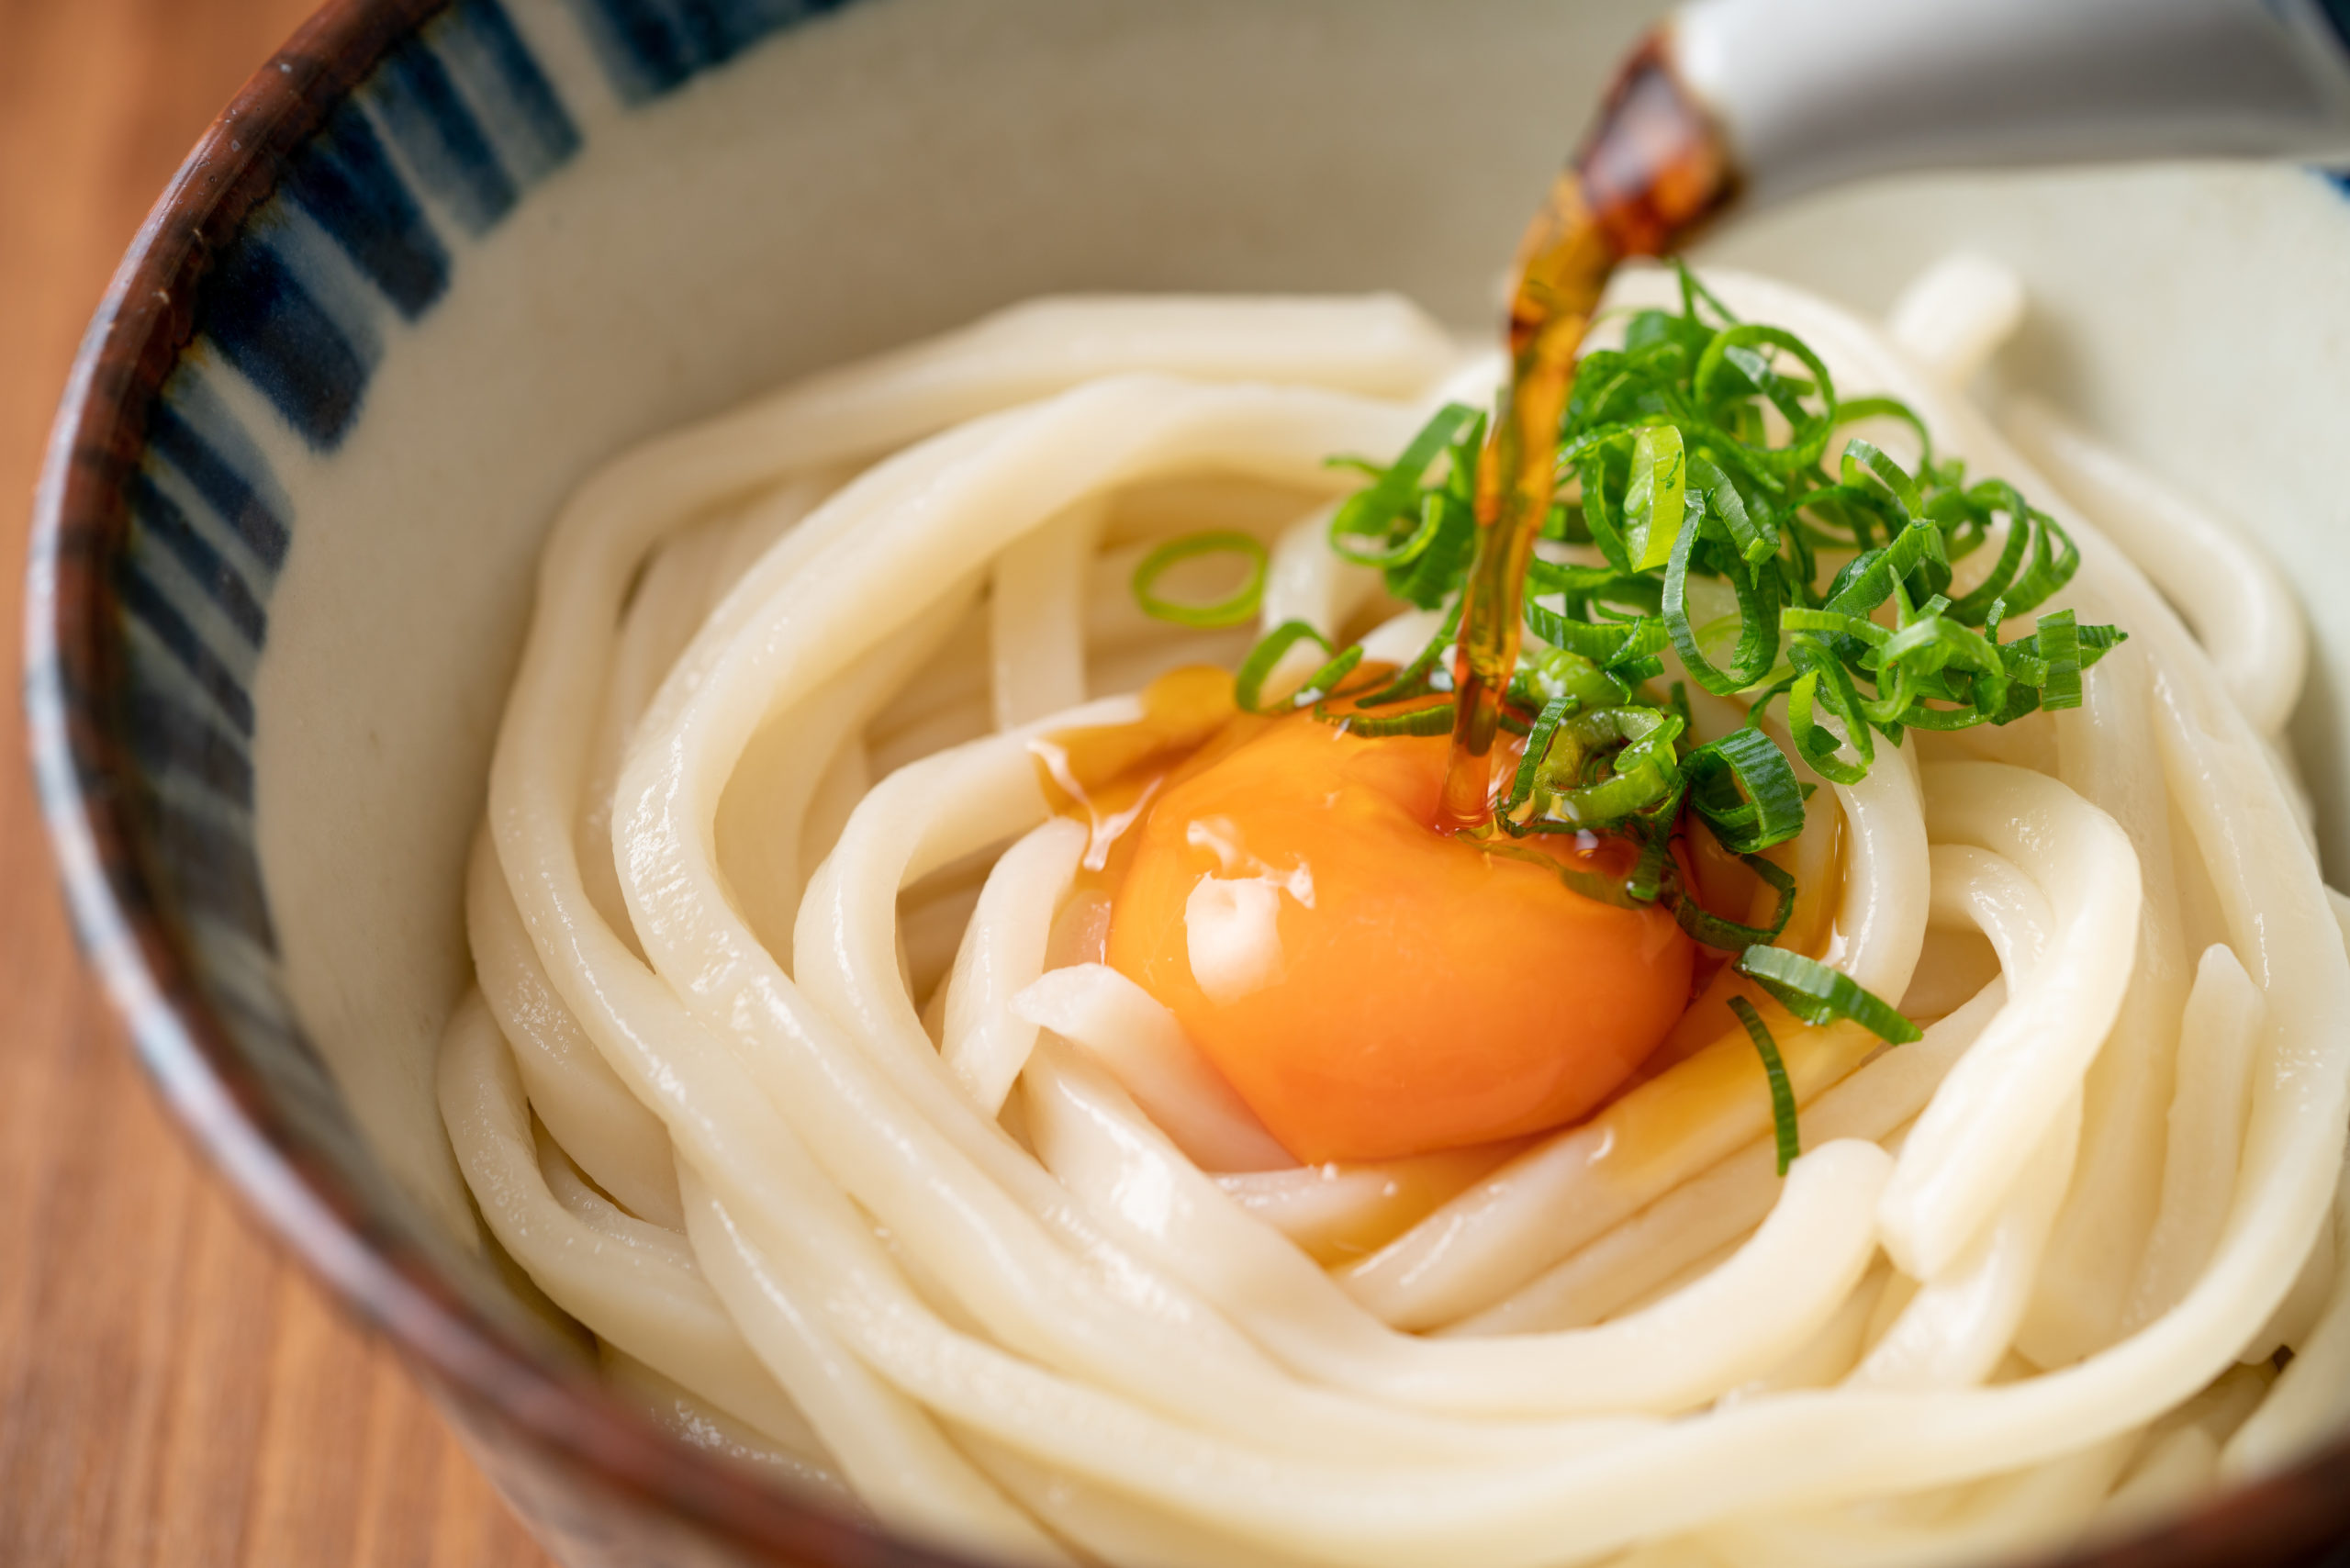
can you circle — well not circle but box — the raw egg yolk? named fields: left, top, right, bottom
left=1105, top=717, right=1695, bottom=1164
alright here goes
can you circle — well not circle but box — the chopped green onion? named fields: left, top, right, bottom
left=1336, top=700, right=1457, bottom=737
left=1669, top=851, right=1794, bottom=949
left=1782, top=605, right=1890, bottom=650
left=1623, top=425, right=1687, bottom=571
left=1785, top=642, right=1874, bottom=786
left=1674, top=257, right=1741, bottom=326
left=2035, top=609, right=2083, bottom=711
left=1234, top=621, right=1332, bottom=712
left=1504, top=695, right=1578, bottom=819
left=1693, top=325, right=1838, bottom=474
left=1334, top=491, right=1449, bottom=571
left=1728, top=996, right=1802, bottom=1176
left=1823, top=521, right=1949, bottom=617
left=1516, top=706, right=1685, bottom=829
left=1133, top=532, right=1270, bottom=629
left=1293, top=644, right=1366, bottom=709
left=1833, top=395, right=1933, bottom=468
left=1840, top=437, right=1921, bottom=516
left=1470, top=831, right=1648, bottom=912
left=1128, top=264, right=2125, bottom=940
left=1691, top=453, right=1776, bottom=567
left=1684, top=727, right=1806, bottom=853
left=1353, top=601, right=1464, bottom=709
left=1526, top=600, right=1673, bottom=672
left=1664, top=510, right=1784, bottom=697
left=1735, top=946, right=1921, bottom=1045
left=1626, top=810, right=1680, bottom=903
left=1510, top=646, right=1630, bottom=714
left=1391, top=490, right=1480, bottom=610
left=1326, top=404, right=1483, bottom=566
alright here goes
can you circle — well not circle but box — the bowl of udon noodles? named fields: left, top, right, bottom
left=30, top=0, right=2350, bottom=1564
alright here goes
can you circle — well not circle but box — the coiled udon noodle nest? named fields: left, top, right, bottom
left=440, top=263, right=2350, bottom=1568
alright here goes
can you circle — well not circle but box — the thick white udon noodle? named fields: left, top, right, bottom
left=438, top=267, right=2350, bottom=1568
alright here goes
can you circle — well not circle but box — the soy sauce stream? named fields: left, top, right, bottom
left=1437, top=37, right=1741, bottom=830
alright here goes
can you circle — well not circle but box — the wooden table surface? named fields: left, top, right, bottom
left=0, top=2, right=554, bottom=1562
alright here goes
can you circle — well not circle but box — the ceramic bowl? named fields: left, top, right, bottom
left=27, top=1, right=2350, bottom=1563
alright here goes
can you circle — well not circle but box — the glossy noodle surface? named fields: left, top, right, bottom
left=439, top=274, right=2350, bottom=1567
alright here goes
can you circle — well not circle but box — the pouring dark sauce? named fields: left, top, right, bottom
left=1025, top=40, right=1789, bottom=1169
left=1437, top=36, right=1740, bottom=830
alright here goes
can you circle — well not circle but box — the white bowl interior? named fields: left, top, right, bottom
left=215, top=0, right=2350, bottom=1293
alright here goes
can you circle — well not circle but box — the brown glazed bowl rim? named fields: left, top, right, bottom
left=20, top=2, right=2350, bottom=1564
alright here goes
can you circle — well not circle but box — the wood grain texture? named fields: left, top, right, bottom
left=0, top=3, right=554, bottom=1563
